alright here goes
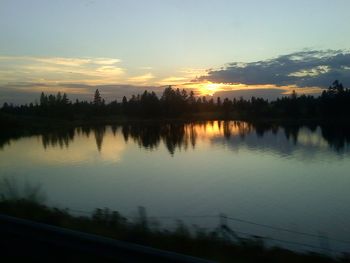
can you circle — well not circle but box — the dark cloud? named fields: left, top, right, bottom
left=213, top=88, right=288, bottom=101
left=56, top=83, right=163, bottom=99
left=0, top=83, right=163, bottom=105
left=198, top=50, right=350, bottom=88
left=0, top=86, right=41, bottom=105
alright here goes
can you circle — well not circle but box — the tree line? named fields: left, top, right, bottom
left=1, top=80, right=350, bottom=120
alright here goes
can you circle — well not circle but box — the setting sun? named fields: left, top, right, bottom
left=184, top=82, right=227, bottom=96
left=200, top=83, right=222, bottom=96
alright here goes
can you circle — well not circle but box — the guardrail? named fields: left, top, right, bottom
left=0, top=213, right=216, bottom=262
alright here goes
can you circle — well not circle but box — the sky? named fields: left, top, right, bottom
left=0, top=0, right=350, bottom=104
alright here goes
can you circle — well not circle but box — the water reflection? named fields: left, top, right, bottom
left=1, top=121, right=350, bottom=254
left=42, top=128, right=75, bottom=149
left=122, top=123, right=194, bottom=154
left=1, top=121, right=350, bottom=156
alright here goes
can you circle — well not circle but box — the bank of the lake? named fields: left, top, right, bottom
left=0, top=199, right=346, bottom=263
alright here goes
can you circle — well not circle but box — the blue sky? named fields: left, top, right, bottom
left=1, top=0, right=350, bottom=103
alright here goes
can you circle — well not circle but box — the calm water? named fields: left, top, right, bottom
left=1, top=121, right=350, bottom=254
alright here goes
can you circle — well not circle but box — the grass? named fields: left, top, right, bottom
left=0, top=198, right=348, bottom=263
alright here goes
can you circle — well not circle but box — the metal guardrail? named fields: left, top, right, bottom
left=0, top=213, right=216, bottom=262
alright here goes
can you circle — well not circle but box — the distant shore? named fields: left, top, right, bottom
left=2, top=111, right=350, bottom=133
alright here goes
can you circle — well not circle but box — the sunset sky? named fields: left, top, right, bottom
left=1, top=0, right=350, bottom=104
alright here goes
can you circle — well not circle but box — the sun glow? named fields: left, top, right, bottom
left=187, top=82, right=229, bottom=96
left=184, top=82, right=244, bottom=96
left=181, top=81, right=323, bottom=98
left=202, top=83, right=222, bottom=95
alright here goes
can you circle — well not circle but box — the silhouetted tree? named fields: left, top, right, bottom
left=62, top=93, right=69, bottom=105
left=2, top=80, right=350, bottom=122
left=93, top=89, right=102, bottom=106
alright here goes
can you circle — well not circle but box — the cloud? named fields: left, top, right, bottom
left=0, top=56, right=125, bottom=85
left=213, top=88, right=289, bottom=101
left=197, top=50, right=350, bottom=88
left=0, top=56, right=121, bottom=67
left=96, top=66, right=125, bottom=76
left=93, top=58, right=121, bottom=65
left=158, top=68, right=208, bottom=86
left=159, top=76, right=188, bottom=85
left=139, top=66, right=153, bottom=70
left=55, top=83, right=162, bottom=99
left=33, top=57, right=92, bottom=67
left=128, top=73, right=155, bottom=84
left=0, top=55, right=164, bottom=104
left=0, top=82, right=163, bottom=105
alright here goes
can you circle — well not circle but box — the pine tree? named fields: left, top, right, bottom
left=122, top=96, right=128, bottom=105
left=40, top=92, right=47, bottom=106
left=93, top=89, right=102, bottom=105
left=56, top=92, right=62, bottom=104
left=62, top=93, right=69, bottom=105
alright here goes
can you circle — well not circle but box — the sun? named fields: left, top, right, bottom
left=183, top=81, right=242, bottom=96
left=198, top=82, right=223, bottom=96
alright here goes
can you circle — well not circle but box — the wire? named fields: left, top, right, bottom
left=67, top=209, right=350, bottom=246
left=225, top=215, right=350, bottom=245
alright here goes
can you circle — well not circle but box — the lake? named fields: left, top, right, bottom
left=1, top=121, right=350, bottom=254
